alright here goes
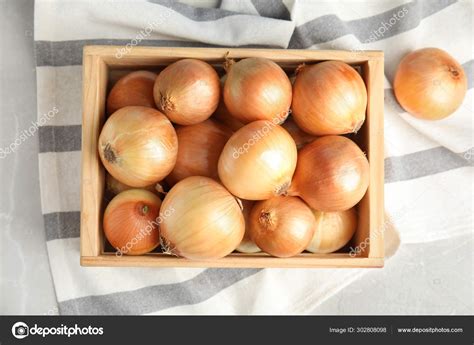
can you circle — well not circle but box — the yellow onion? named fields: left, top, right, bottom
left=166, top=119, right=233, bottom=186
left=213, top=100, right=245, bottom=131
left=306, top=208, right=358, bottom=254
left=105, top=173, right=163, bottom=196
left=104, top=189, right=161, bottom=255
left=249, top=196, right=315, bottom=258
left=153, top=59, right=220, bottom=125
left=213, top=75, right=245, bottom=131
left=281, top=116, right=318, bottom=149
left=292, top=61, right=367, bottom=135
left=394, top=47, right=467, bottom=120
left=236, top=200, right=261, bottom=253
left=218, top=120, right=297, bottom=200
left=107, top=70, right=157, bottom=115
left=98, top=106, right=178, bottom=187
left=289, top=136, right=369, bottom=211
left=159, top=176, right=245, bottom=260
left=223, top=57, right=292, bottom=124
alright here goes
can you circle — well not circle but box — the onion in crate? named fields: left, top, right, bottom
left=98, top=106, right=178, bottom=187
left=292, top=61, right=367, bottom=135
left=218, top=120, right=297, bottom=200
left=159, top=176, right=245, bottom=260
left=249, top=196, right=315, bottom=258
left=166, top=119, right=233, bottom=186
left=213, top=75, right=245, bottom=131
left=154, top=59, right=220, bottom=125
left=306, top=208, right=358, bottom=254
left=223, top=57, right=292, bottom=124
left=103, top=189, right=162, bottom=255
left=105, top=173, right=164, bottom=197
left=288, top=136, right=369, bottom=211
left=107, top=70, right=157, bottom=115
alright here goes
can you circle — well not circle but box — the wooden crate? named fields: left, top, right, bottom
left=80, top=46, right=384, bottom=268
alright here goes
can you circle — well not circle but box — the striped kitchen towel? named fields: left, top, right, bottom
left=35, top=0, right=473, bottom=314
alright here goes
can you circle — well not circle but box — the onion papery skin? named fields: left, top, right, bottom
left=236, top=200, right=261, bottom=253
left=292, top=61, right=367, bottom=135
left=103, top=189, right=162, bottom=255
left=394, top=47, right=467, bottom=120
left=289, top=136, right=369, bottom=211
left=153, top=59, right=220, bottom=125
left=98, top=106, right=178, bottom=187
left=223, top=58, right=292, bottom=124
left=159, top=176, right=245, bottom=260
left=166, top=119, right=233, bottom=186
left=281, top=116, right=318, bottom=149
left=107, top=70, right=157, bottom=115
left=249, top=196, right=315, bottom=258
left=306, top=208, right=358, bottom=254
left=218, top=120, right=298, bottom=200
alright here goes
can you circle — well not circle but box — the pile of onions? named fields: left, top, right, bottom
left=289, top=136, right=369, bottom=211
left=218, top=120, right=297, bottom=200
left=104, top=189, right=161, bottom=255
left=292, top=61, right=367, bottom=135
left=281, top=117, right=317, bottom=149
left=98, top=106, right=178, bottom=187
left=107, top=70, right=157, bottom=115
left=96, top=53, right=393, bottom=260
left=236, top=200, right=261, bottom=253
left=223, top=57, right=292, bottom=124
left=306, top=208, right=358, bottom=254
left=166, top=119, right=233, bottom=186
left=249, top=196, right=315, bottom=257
left=159, top=176, right=245, bottom=260
left=394, top=47, right=467, bottom=120
left=154, top=59, right=220, bottom=125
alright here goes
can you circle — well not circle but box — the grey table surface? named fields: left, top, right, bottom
left=0, top=0, right=472, bottom=315
left=0, top=0, right=58, bottom=314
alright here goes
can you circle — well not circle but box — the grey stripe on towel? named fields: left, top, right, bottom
left=35, top=1, right=460, bottom=67
left=35, top=40, right=218, bottom=67
left=385, top=147, right=473, bottom=184
left=59, top=268, right=262, bottom=315
left=148, top=0, right=240, bottom=21
left=289, top=0, right=457, bottom=48
left=251, top=0, right=291, bottom=20
left=39, top=125, right=81, bottom=153
left=34, top=39, right=274, bottom=67
left=44, top=212, right=81, bottom=241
